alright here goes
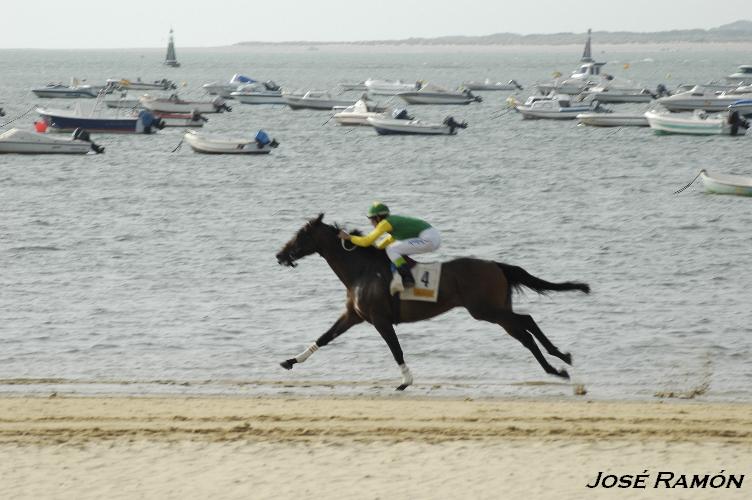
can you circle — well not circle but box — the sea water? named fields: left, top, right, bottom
left=1, top=45, right=750, bottom=400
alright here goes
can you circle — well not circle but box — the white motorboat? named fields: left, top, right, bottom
left=202, top=74, right=256, bottom=98
left=153, top=111, right=208, bottom=128
left=536, top=29, right=606, bottom=95
left=107, top=78, right=176, bottom=91
left=367, top=110, right=467, bottom=135
left=104, top=95, right=142, bottom=109
left=658, top=85, right=752, bottom=112
left=230, top=81, right=285, bottom=104
left=645, top=110, right=749, bottom=136
left=31, top=81, right=101, bottom=99
left=397, top=83, right=482, bottom=105
left=576, top=112, right=648, bottom=127
left=462, top=79, right=523, bottom=91
left=338, top=81, right=368, bottom=91
left=583, top=81, right=655, bottom=103
left=333, top=99, right=383, bottom=126
left=139, top=94, right=231, bottom=114
left=700, top=169, right=752, bottom=196
left=0, top=127, right=103, bottom=154
left=726, top=65, right=752, bottom=85
left=515, top=93, right=597, bottom=119
left=365, top=79, right=420, bottom=96
left=729, top=99, right=752, bottom=117
left=282, top=90, right=358, bottom=110
left=183, top=129, right=279, bottom=154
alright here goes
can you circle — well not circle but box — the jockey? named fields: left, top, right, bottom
left=338, top=202, right=441, bottom=291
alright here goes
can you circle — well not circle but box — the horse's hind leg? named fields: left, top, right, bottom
left=516, top=313, right=572, bottom=366
left=470, top=309, right=569, bottom=379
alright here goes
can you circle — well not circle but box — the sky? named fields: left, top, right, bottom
left=0, top=0, right=750, bottom=49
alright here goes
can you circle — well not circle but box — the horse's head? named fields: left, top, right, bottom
left=276, top=213, right=329, bottom=267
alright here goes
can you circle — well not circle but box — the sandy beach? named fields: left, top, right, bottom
left=0, top=396, right=750, bottom=499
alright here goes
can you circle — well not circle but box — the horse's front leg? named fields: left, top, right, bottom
left=280, top=309, right=363, bottom=370
left=373, top=319, right=413, bottom=391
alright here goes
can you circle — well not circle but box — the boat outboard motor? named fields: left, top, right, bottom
left=463, top=89, right=482, bottom=102
left=264, top=80, right=281, bottom=91
left=654, top=83, right=669, bottom=98
left=212, top=96, right=232, bottom=112
left=0, top=107, right=5, bottom=117
left=255, top=130, right=279, bottom=149
left=392, top=108, right=413, bottom=121
left=509, top=79, right=523, bottom=91
left=443, top=116, right=468, bottom=134
left=190, top=109, right=209, bottom=123
left=72, top=128, right=105, bottom=154
left=728, top=110, right=749, bottom=136
left=138, top=110, right=164, bottom=134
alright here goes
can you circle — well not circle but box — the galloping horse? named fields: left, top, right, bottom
left=276, top=214, right=590, bottom=390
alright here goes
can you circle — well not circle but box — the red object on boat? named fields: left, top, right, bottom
left=34, top=120, right=48, bottom=133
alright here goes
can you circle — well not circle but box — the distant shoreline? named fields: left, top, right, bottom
left=3, top=41, right=752, bottom=53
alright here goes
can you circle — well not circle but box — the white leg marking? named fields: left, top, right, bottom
left=399, top=363, right=413, bottom=387
left=295, top=343, right=319, bottom=363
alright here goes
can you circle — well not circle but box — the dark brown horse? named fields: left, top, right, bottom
left=276, top=214, right=590, bottom=390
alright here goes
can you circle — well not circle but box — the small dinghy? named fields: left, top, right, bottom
left=700, top=169, right=752, bottom=196
left=0, top=127, right=104, bottom=154
left=183, top=129, right=279, bottom=154
left=367, top=109, right=467, bottom=135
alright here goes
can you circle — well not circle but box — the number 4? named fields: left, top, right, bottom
left=420, top=271, right=430, bottom=287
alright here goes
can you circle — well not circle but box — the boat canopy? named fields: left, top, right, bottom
left=231, top=74, right=256, bottom=84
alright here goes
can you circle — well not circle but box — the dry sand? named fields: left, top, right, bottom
left=0, top=395, right=750, bottom=499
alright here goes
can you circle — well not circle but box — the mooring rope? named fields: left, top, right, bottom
left=0, top=105, right=36, bottom=129
left=674, top=170, right=704, bottom=195
left=171, top=138, right=183, bottom=153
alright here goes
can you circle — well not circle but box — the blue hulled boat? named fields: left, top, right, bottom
left=36, top=106, right=164, bottom=134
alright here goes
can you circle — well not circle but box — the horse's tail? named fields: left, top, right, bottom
left=496, top=262, right=590, bottom=295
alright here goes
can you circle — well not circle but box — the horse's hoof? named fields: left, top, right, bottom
left=395, top=384, right=409, bottom=391
left=557, top=368, right=570, bottom=380
left=562, top=352, right=573, bottom=366
left=280, top=359, right=296, bottom=370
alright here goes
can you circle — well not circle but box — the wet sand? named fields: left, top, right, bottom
left=0, top=396, right=750, bottom=499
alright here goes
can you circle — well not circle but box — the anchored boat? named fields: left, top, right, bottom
left=645, top=110, right=749, bottom=136
left=700, top=169, right=752, bottom=196
left=183, top=129, right=279, bottom=154
left=0, top=127, right=103, bottom=154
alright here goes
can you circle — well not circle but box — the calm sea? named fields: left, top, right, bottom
left=1, top=45, right=750, bottom=400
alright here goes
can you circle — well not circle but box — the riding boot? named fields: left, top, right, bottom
left=397, top=265, right=415, bottom=289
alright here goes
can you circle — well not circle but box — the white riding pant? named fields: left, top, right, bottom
left=385, top=227, right=441, bottom=264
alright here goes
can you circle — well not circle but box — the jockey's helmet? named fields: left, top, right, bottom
left=367, top=202, right=390, bottom=218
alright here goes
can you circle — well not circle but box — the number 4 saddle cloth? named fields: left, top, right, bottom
left=390, top=262, right=442, bottom=302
